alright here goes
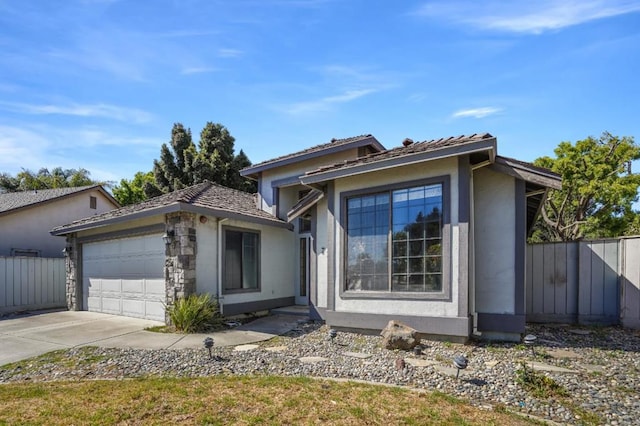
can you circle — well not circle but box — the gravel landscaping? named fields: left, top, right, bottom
left=1, top=321, right=639, bottom=425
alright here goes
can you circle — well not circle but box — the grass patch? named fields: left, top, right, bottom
left=566, top=405, right=602, bottom=426
left=0, top=347, right=106, bottom=374
left=144, top=325, right=172, bottom=333
left=0, top=376, right=537, bottom=425
left=515, top=363, right=601, bottom=425
left=516, top=362, right=568, bottom=399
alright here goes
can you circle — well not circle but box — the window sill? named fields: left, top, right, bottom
left=223, top=288, right=261, bottom=295
left=339, top=290, right=450, bottom=301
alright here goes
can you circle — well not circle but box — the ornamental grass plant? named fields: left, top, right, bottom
left=167, top=294, right=222, bottom=333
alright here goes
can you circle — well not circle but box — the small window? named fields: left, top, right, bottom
left=298, top=216, right=312, bottom=233
left=11, top=249, right=39, bottom=257
left=90, top=196, right=97, bottom=209
left=223, top=228, right=260, bottom=293
left=297, top=190, right=312, bottom=233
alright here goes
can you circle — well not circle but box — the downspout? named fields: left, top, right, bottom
left=217, top=217, right=229, bottom=315
left=469, top=160, right=493, bottom=336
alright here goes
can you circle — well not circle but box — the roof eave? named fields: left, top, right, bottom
left=50, top=204, right=180, bottom=236
left=0, top=185, right=119, bottom=218
left=181, top=204, right=293, bottom=230
left=51, top=201, right=292, bottom=236
left=490, top=157, right=562, bottom=190
left=300, top=138, right=497, bottom=185
left=240, top=136, right=385, bottom=178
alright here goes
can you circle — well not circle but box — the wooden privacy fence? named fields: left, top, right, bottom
left=526, top=237, right=640, bottom=328
left=0, top=257, right=66, bottom=315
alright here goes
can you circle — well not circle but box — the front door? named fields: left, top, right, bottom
left=296, top=235, right=311, bottom=305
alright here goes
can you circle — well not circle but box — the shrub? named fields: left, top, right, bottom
left=167, top=294, right=222, bottom=333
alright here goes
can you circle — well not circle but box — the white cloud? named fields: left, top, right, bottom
left=452, top=107, right=502, bottom=119
left=0, top=126, right=50, bottom=171
left=284, top=88, right=377, bottom=115
left=407, top=93, right=427, bottom=103
left=0, top=101, right=153, bottom=124
left=414, top=0, right=640, bottom=34
left=0, top=123, right=160, bottom=178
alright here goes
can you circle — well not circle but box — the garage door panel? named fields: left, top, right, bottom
left=146, top=279, right=165, bottom=296
left=101, top=279, right=122, bottom=292
left=87, top=296, right=102, bottom=311
left=122, top=299, right=145, bottom=318
left=86, top=277, right=101, bottom=291
left=122, top=279, right=144, bottom=294
left=145, top=301, right=165, bottom=321
left=82, top=233, right=165, bottom=321
left=101, top=297, right=121, bottom=315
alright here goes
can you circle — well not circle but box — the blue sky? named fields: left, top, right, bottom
left=0, top=0, right=639, bottom=184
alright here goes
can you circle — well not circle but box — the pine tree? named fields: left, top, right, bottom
left=145, top=122, right=256, bottom=198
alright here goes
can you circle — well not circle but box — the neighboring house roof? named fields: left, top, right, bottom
left=300, top=133, right=498, bottom=184
left=241, top=134, right=385, bottom=178
left=51, top=181, right=290, bottom=235
left=0, top=185, right=119, bottom=218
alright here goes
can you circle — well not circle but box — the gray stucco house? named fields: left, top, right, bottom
left=0, top=185, right=118, bottom=258
left=53, top=133, right=561, bottom=340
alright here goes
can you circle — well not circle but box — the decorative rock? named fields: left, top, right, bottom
left=380, top=320, right=420, bottom=350
left=343, top=352, right=372, bottom=359
left=298, top=356, right=328, bottom=364
left=529, top=361, right=578, bottom=374
left=395, top=357, right=406, bottom=370
left=233, top=344, right=260, bottom=352
left=569, top=329, right=591, bottom=335
left=264, top=346, right=288, bottom=352
left=405, top=358, right=439, bottom=367
left=547, top=348, right=582, bottom=359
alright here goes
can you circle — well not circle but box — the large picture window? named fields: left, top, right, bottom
left=346, top=182, right=444, bottom=293
left=223, top=228, right=260, bottom=293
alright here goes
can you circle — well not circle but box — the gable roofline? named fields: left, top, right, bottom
left=491, top=156, right=562, bottom=190
left=240, top=134, right=385, bottom=178
left=300, top=134, right=497, bottom=185
left=51, top=181, right=291, bottom=236
left=0, top=185, right=119, bottom=218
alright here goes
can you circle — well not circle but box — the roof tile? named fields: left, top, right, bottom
left=245, top=134, right=378, bottom=170
left=52, top=181, right=284, bottom=233
left=304, top=133, right=495, bottom=176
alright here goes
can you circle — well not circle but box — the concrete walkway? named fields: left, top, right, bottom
left=0, top=310, right=304, bottom=365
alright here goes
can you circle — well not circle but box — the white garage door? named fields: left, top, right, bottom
left=83, top=234, right=165, bottom=321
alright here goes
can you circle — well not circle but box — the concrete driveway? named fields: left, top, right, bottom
left=0, top=310, right=303, bottom=366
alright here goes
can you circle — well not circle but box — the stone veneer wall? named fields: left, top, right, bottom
left=64, top=234, right=81, bottom=311
left=164, top=212, right=197, bottom=323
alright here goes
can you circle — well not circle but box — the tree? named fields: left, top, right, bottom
left=0, top=167, right=102, bottom=193
left=112, top=171, right=155, bottom=206
left=146, top=122, right=257, bottom=197
left=531, top=132, right=640, bottom=242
